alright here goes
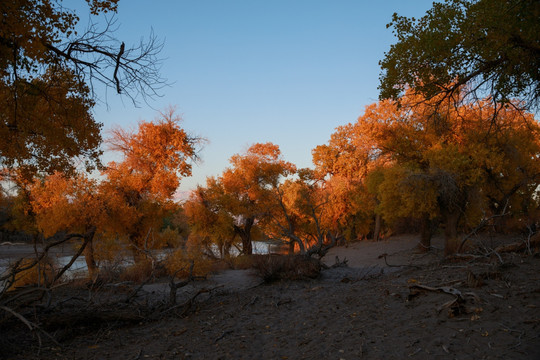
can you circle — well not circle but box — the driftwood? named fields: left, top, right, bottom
left=305, top=232, right=342, bottom=258
left=161, top=286, right=222, bottom=318
left=409, top=284, right=464, bottom=298
left=0, top=305, right=61, bottom=349
left=494, top=233, right=540, bottom=254
left=169, top=261, right=195, bottom=305
left=408, top=284, right=481, bottom=317
left=457, top=201, right=510, bottom=253
left=378, top=253, right=421, bottom=269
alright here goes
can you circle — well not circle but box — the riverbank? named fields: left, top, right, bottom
left=2, top=234, right=540, bottom=359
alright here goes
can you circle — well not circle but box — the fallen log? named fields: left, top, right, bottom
left=42, top=310, right=146, bottom=331
left=494, top=234, right=540, bottom=254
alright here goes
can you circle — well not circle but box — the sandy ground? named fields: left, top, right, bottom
left=2, top=234, right=539, bottom=359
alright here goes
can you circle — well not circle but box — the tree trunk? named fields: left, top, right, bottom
left=241, top=235, right=252, bottom=255
left=83, top=238, right=97, bottom=280
left=131, top=246, right=148, bottom=264
left=82, top=228, right=97, bottom=280
left=349, top=222, right=357, bottom=243
left=418, top=214, right=432, bottom=252
left=373, top=213, right=382, bottom=241
left=444, top=211, right=461, bottom=256
left=288, top=234, right=305, bottom=254
left=235, top=217, right=254, bottom=255
left=219, top=242, right=224, bottom=259
left=288, top=240, right=295, bottom=255
left=224, top=240, right=232, bottom=258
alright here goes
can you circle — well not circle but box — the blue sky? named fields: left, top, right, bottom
left=85, top=0, right=434, bottom=194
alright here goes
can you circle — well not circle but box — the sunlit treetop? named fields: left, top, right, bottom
left=224, top=142, right=296, bottom=197
left=29, top=171, right=102, bottom=238
left=105, top=108, right=203, bottom=201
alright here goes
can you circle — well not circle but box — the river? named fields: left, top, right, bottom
left=0, top=241, right=277, bottom=279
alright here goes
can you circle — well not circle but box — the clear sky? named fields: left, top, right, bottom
left=85, top=0, right=434, bottom=195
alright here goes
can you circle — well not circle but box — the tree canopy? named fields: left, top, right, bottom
left=379, top=0, right=540, bottom=109
left=0, top=0, right=164, bottom=177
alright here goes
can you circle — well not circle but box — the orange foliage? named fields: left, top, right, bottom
left=356, top=92, right=540, bottom=252
left=23, top=108, right=202, bottom=276
left=314, top=89, right=540, bottom=253
left=30, top=172, right=101, bottom=238
left=102, top=108, right=201, bottom=261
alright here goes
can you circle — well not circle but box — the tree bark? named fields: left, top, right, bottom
left=83, top=230, right=98, bottom=280
left=235, top=217, right=254, bottom=255
left=444, top=211, right=461, bottom=256
left=288, top=240, right=295, bottom=255
left=418, top=214, right=432, bottom=252
left=373, top=213, right=382, bottom=241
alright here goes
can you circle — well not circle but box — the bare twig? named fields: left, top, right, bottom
left=52, top=227, right=96, bottom=283
left=214, top=330, right=233, bottom=343
left=458, top=200, right=510, bottom=253
left=169, top=261, right=195, bottom=306
left=161, top=286, right=223, bottom=318
left=0, top=305, right=61, bottom=347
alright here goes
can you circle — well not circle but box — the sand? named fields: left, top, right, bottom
left=2, top=234, right=539, bottom=359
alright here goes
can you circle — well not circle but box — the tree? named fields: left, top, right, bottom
left=185, top=143, right=296, bottom=256
left=102, top=108, right=203, bottom=262
left=184, top=179, right=237, bottom=258
left=0, top=0, right=164, bottom=177
left=379, top=0, right=540, bottom=110
left=0, top=66, right=102, bottom=178
left=312, top=119, right=390, bottom=241
left=361, top=93, right=540, bottom=254
left=29, top=172, right=101, bottom=278
left=262, top=169, right=340, bottom=256
left=219, top=143, right=296, bottom=255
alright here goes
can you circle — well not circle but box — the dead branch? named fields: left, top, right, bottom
left=214, top=330, right=233, bottom=343
left=306, top=231, right=342, bottom=258
left=525, top=225, right=536, bottom=255
left=458, top=201, right=510, bottom=253
left=378, top=253, right=421, bottom=269
left=0, top=232, right=87, bottom=284
left=45, top=17, right=166, bottom=105
left=0, top=305, right=61, bottom=348
left=52, top=227, right=96, bottom=283
left=160, top=285, right=223, bottom=318
left=123, top=269, right=156, bottom=304
left=113, top=42, right=125, bottom=93
left=330, top=256, right=348, bottom=268
left=494, top=234, right=540, bottom=254
left=169, top=261, right=195, bottom=306
left=409, top=284, right=464, bottom=298
left=408, top=283, right=481, bottom=317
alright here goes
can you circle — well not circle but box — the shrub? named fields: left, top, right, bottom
left=228, top=255, right=255, bottom=270
left=9, top=256, right=58, bottom=289
left=118, top=259, right=155, bottom=282
left=93, top=236, right=127, bottom=263
left=165, top=248, right=214, bottom=279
